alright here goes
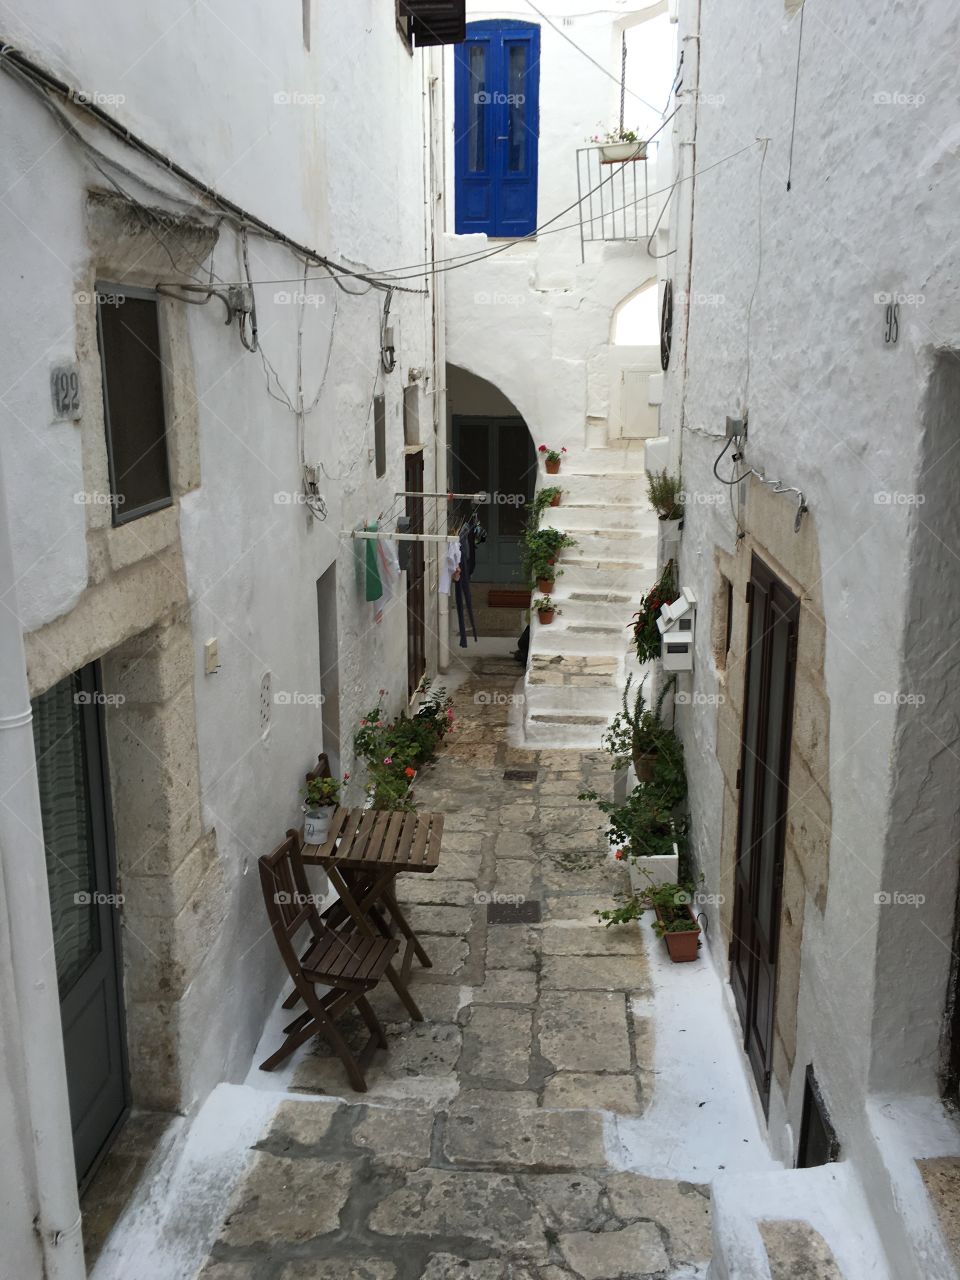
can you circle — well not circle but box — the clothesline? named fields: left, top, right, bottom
left=348, top=490, right=488, bottom=543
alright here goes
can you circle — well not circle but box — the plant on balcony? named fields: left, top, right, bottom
left=590, top=124, right=647, bottom=162
left=631, top=560, right=679, bottom=663
left=647, top=469, right=684, bottom=522
left=538, top=443, right=567, bottom=474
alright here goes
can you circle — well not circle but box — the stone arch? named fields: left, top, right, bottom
left=611, top=277, right=660, bottom=346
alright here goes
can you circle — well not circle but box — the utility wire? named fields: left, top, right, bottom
left=522, top=0, right=662, bottom=115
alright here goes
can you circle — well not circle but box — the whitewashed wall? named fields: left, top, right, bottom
left=0, top=0, right=442, bottom=1129
left=443, top=0, right=676, bottom=452
left=660, top=0, right=960, bottom=1267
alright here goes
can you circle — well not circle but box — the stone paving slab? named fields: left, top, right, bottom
left=198, top=660, right=714, bottom=1280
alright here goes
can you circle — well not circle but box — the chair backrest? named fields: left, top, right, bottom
left=305, top=752, right=332, bottom=785
left=259, top=833, right=331, bottom=984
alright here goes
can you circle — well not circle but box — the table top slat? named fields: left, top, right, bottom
left=409, top=817, right=430, bottom=867
left=425, top=813, right=444, bottom=868
left=363, top=811, right=391, bottom=864
left=351, top=810, right=378, bottom=862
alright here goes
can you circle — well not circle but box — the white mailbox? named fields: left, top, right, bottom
left=657, top=587, right=697, bottom=671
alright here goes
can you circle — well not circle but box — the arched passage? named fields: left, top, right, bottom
left=446, top=363, right=536, bottom=637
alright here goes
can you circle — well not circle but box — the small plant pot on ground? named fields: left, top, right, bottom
left=655, top=904, right=701, bottom=961
left=303, top=807, right=333, bottom=845
left=536, top=577, right=555, bottom=594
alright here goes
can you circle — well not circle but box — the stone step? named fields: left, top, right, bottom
left=708, top=1166, right=891, bottom=1280
left=547, top=471, right=650, bottom=505
left=545, top=501, right=654, bottom=532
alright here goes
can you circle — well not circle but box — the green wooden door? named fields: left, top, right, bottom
left=451, top=416, right=536, bottom=584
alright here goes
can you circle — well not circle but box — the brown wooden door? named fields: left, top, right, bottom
left=731, top=556, right=799, bottom=1111
left=405, top=452, right=426, bottom=699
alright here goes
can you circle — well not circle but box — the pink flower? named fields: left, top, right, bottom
left=561, top=446, right=567, bottom=453
left=343, top=772, right=350, bottom=781
left=614, top=848, right=625, bottom=861
left=383, top=756, right=393, bottom=765
left=360, top=719, right=367, bottom=726
left=376, top=720, right=383, bottom=727
left=447, top=708, right=455, bottom=722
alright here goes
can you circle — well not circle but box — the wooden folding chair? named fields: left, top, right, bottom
left=258, top=833, right=398, bottom=1090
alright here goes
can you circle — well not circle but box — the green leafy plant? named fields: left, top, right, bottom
left=646, top=469, right=684, bottom=521
left=631, top=561, right=679, bottom=663
left=533, top=596, right=557, bottom=613
left=590, top=124, right=642, bottom=145
left=303, top=775, right=343, bottom=809
left=598, top=674, right=684, bottom=807
left=523, top=526, right=577, bottom=585
left=538, top=444, right=567, bottom=465
left=354, top=686, right=454, bottom=811
left=539, top=484, right=562, bottom=509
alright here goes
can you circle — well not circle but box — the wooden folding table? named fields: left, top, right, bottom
left=300, top=806, right=444, bottom=986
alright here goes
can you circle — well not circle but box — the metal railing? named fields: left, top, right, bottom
left=575, top=141, right=656, bottom=261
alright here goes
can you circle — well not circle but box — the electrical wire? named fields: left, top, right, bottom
left=521, top=0, right=662, bottom=115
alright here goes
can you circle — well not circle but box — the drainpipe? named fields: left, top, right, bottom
left=0, top=454, right=85, bottom=1279
left=674, top=0, right=702, bottom=481
left=429, top=49, right=451, bottom=674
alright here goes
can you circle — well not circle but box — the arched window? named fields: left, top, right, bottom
left=612, top=281, right=660, bottom=346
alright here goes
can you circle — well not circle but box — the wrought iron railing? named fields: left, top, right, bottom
left=575, top=141, right=657, bottom=261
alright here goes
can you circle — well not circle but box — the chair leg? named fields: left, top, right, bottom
left=385, top=961, right=423, bottom=1022
left=356, top=994, right=388, bottom=1049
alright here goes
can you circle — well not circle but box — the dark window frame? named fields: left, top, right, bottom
left=95, top=281, right=173, bottom=527
left=797, top=1064, right=840, bottom=1167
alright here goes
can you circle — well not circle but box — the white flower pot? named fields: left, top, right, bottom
left=627, top=841, right=679, bottom=893
left=657, top=517, right=682, bottom=570
left=601, top=141, right=647, bottom=162
left=303, top=807, right=333, bottom=845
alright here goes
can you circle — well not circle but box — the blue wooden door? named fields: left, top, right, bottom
left=455, top=21, right=540, bottom=237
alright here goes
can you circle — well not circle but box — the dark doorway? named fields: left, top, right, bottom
left=405, top=450, right=427, bottom=699
left=317, top=565, right=342, bottom=777
left=32, top=662, right=129, bottom=1185
left=451, top=416, right=536, bottom=584
left=731, top=556, right=799, bottom=1111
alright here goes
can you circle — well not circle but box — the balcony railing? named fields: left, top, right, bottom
left=575, top=142, right=657, bottom=261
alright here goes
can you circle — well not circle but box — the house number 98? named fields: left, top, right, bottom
left=883, top=302, right=900, bottom=346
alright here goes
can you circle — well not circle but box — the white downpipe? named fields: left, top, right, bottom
left=0, top=456, right=85, bottom=1279
left=430, top=50, right=451, bottom=674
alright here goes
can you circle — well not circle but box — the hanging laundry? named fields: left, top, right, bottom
left=365, top=525, right=383, bottom=602
left=439, top=537, right=461, bottom=595
left=454, top=523, right=479, bottom=649
left=376, top=536, right=401, bottom=605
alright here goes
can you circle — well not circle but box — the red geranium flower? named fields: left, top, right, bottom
left=614, top=848, right=625, bottom=860
left=538, top=444, right=547, bottom=453
left=404, top=766, right=416, bottom=778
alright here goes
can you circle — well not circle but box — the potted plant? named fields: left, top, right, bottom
left=536, top=567, right=559, bottom=593
left=538, top=444, right=567, bottom=475
left=645, top=880, right=700, bottom=962
left=590, top=125, right=647, bottom=163
left=540, top=484, right=562, bottom=509
left=302, top=773, right=343, bottom=844
left=647, top=469, right=684, bottom=535
left=631, top=561, right=679, bottom=664
left=534, top=596, right=557, bottom=624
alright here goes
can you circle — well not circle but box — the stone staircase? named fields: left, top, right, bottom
left=706, top=1164, right=891, bottom=1279
left=522, top=445, right=660, bottom=748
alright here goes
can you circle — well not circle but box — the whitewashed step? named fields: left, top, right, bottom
left=707, top=1166, right=891, bottom=1280
left=544, top=501, right=653, bottom=532
left=558, top=558, right=651, bottom=593
left=550, top=472, right=649, bottom=504
left=547, top=588, right=634, bottom=626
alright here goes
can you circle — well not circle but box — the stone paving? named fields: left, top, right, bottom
left=197, top=657, right=713, bottom=1280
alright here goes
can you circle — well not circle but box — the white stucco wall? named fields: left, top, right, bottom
left=443, top=1, right=676, bottom=451
left=0, top=0, right=443, bottom=1140
left=658, top=0, right=960, bottom=1266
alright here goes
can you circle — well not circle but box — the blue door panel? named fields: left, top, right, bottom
left=455, top=21, right=540, bottom=237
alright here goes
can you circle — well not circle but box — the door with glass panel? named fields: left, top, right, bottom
left=451, top=416, right=536, bottom=583
left=730, top=558, right=799, bottom=1112
left=33, top=663, right=129, bottom=1184
left=454, top=20, right=541, bottom=237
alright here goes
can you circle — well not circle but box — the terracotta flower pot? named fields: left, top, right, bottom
left=536, top=577, right=555, bottom=594
left=550, top=492, right=561, bottom=507
left=545, top=459, right=561, bottom=475
left=633, top=750, right=658, bottom=782
left=538, top=609, right=555, bottom=625
left=546, top=555, right=556, bottom=566
left=656, top=905, right=701, bottom=962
